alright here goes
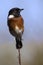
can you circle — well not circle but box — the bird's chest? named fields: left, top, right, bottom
left=9, top=18, right=23, bottom=29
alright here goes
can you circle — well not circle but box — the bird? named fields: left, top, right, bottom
left=7, top=7, right=24, bottom=49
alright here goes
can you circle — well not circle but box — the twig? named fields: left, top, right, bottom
left=18, top=49, right=21, bottom=65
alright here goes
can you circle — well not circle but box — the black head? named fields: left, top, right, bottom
left=8, top=7, right=24, bottom=17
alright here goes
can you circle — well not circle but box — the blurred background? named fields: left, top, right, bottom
left=0, top=0, right=43, bottom=43
left=0, top=0, right=43, bottom=65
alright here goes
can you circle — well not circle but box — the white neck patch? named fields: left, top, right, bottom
left=8, top=15, right=14, bottom=19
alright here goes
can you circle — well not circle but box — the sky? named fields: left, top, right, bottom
left=0, top=0, right=43, bottom=44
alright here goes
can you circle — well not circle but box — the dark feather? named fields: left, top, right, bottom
left=15, top=37, right=23, bottom=49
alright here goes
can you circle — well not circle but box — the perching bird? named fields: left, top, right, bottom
left=7, top=7, right=24, bottom=49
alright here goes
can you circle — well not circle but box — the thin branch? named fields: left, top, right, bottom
left=18, top=49, right=21, bottom=65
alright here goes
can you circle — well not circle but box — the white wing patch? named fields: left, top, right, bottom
left=15, top=25, right=22, bottom=34
left=8, top=15, right=14, bottom=19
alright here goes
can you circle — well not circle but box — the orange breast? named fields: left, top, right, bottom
left=8, top=16, right=24, bottom=32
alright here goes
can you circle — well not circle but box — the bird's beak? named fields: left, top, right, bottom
left=20, top=9, right=24, bottom=11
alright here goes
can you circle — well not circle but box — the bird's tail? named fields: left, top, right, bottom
left=15, top=37, right=23, bottom=49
